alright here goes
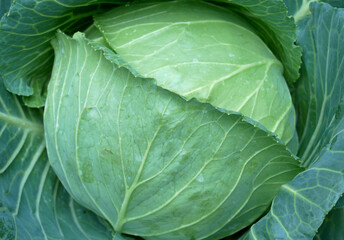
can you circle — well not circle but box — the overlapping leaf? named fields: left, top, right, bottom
left=315, top=196, right=344, bottom=240
left=95, top=1, right=299, bottom=152
left=243, top=100, right=344, bottom=239
left=242, top=3, right=344, bottom=239
left=44, top=31, right=301, bottom=239
left=0, top=0, right=124, bottom=107
left=284, top=0, right=344, bottom=19
left=322, top=0, right=344, bottom=8
left=295, top=2, right=344, bottom=167
left=0, top=78, right=113, bottom=240
left=211, top=0, right=302, bottom=85
left=0, top=0, right=341, bottom=239
left=283, top=0, right=304, bottom=16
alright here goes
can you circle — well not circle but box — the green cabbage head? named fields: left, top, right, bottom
left=44, top=1, right=301, bottom=239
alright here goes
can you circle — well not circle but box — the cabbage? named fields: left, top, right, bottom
left=1, top=0, right=343, bottom=239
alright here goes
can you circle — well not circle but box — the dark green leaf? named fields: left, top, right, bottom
left=321, top=0, right=344, bottom=8
left=315, top=196, right=344, bottom=240
left=244, top=98, right=344, bottom=239
left=0, top=77, right=113, bottom=239
left=283, top=0, right=304, bottom=17
left=0, top=0, right=12, bottom=17
left=296, top=2, right=344, bottom=167
left=242, top=4, right=344, bottom=238
left=0, top=0, right=119, bottom=99
left=283, top=0, right=343, bottom=22
left=113, top=232, right=143, bottom=240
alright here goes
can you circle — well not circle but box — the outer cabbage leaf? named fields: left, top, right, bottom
left=0, top=0, right=124, bottom=105
left=322, top=0, right=344, bottom=7
left=284, top=0, right=344, bottom=20
left=241, top=3, right=344, bottom=239
left=44, top=31, right=301, bottom=240
left=283, top=0, right=305, bottom=16
left=0, top=78, right=113, bottom=240
left=95, top=0, right=299, bottom=152
left=113, top=233, right=143, bottom=240
left=244, top=99, right=344, bottom=239
left=295, top=2, right=344, bottom=167
left=314, top=196, right=344, bottom=240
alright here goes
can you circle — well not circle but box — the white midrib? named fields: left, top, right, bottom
left=293, top=0, right=318, bottom=23
left=0, top=112, right=43, bottom=133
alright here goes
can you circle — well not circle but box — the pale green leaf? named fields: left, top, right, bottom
left=22, top=74, right=49, bottom=108
left=84, top=24, right=112, bottom=48
left=210, top=0, right=302, bottom=86
left=95, top=0, right=299, bottom=152
left=44, top=31, right=301, bottom=239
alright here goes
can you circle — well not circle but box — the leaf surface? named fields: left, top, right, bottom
left=0, top=0, right=12, bottom=17
left=0, top=0, right=121, bottom=102
left=210, top=0, right=302, bottom=85
left=95, top=0, right=299, bottom=151
left=245, top=101, right=344, bottom=239
left=44, top=31, right=302, bottom=239
left=0, top=77, right=112, bottom=240
left=295, top=2, right=344, bottom=167
left=241, top=3, right=344, bottom=239
left=314, top=196, right=344, bottom=240
left=283, top=0, right=305, bottom=16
